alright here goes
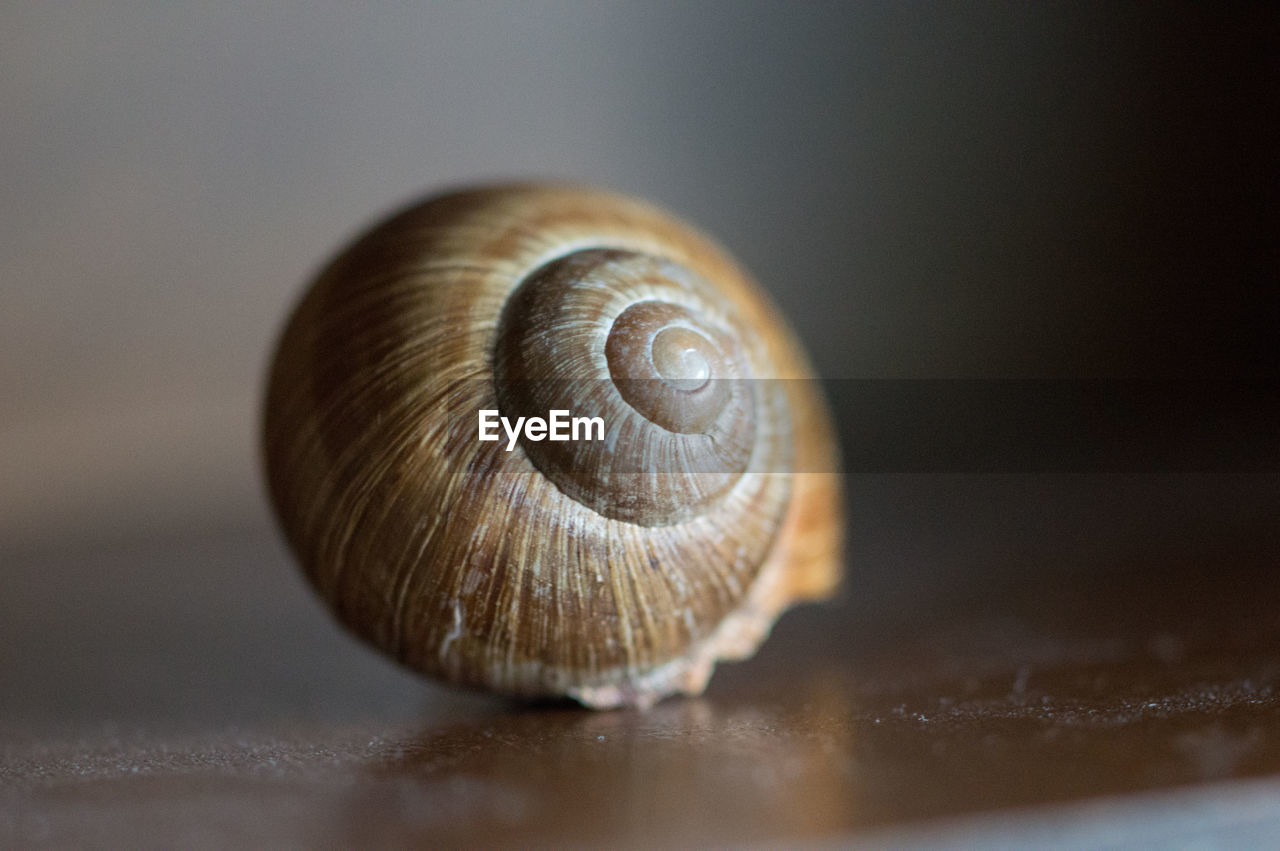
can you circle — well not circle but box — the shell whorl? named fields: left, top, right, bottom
left=264, top=184, right=842, bottom=708
left=494, top=247, right=771, bottom=526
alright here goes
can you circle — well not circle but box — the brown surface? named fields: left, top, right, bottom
left=4, top=474, right=1280, bottom=846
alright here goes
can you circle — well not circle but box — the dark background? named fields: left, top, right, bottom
left=2, top=3, right=1278, bottom=842
left=3, top=2, right=1275, bottom=553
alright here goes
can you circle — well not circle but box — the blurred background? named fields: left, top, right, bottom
left=3, top=3, right=1279, bottom=842
left=3, top=1, right=1274, bottom=557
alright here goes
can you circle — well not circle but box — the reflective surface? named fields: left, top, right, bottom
left=4, top=475, right=1279, bottom=845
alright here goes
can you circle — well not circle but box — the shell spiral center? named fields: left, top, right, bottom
left=493, top=249, right=759, bottom=526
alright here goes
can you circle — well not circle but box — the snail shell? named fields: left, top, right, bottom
left=263, top=184, right=842, bottom=708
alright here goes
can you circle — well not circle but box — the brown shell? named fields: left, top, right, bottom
left=263, top=184, right=843, bottom=708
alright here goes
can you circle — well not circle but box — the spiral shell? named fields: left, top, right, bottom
left=263, top=184, right=842, bottom=708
